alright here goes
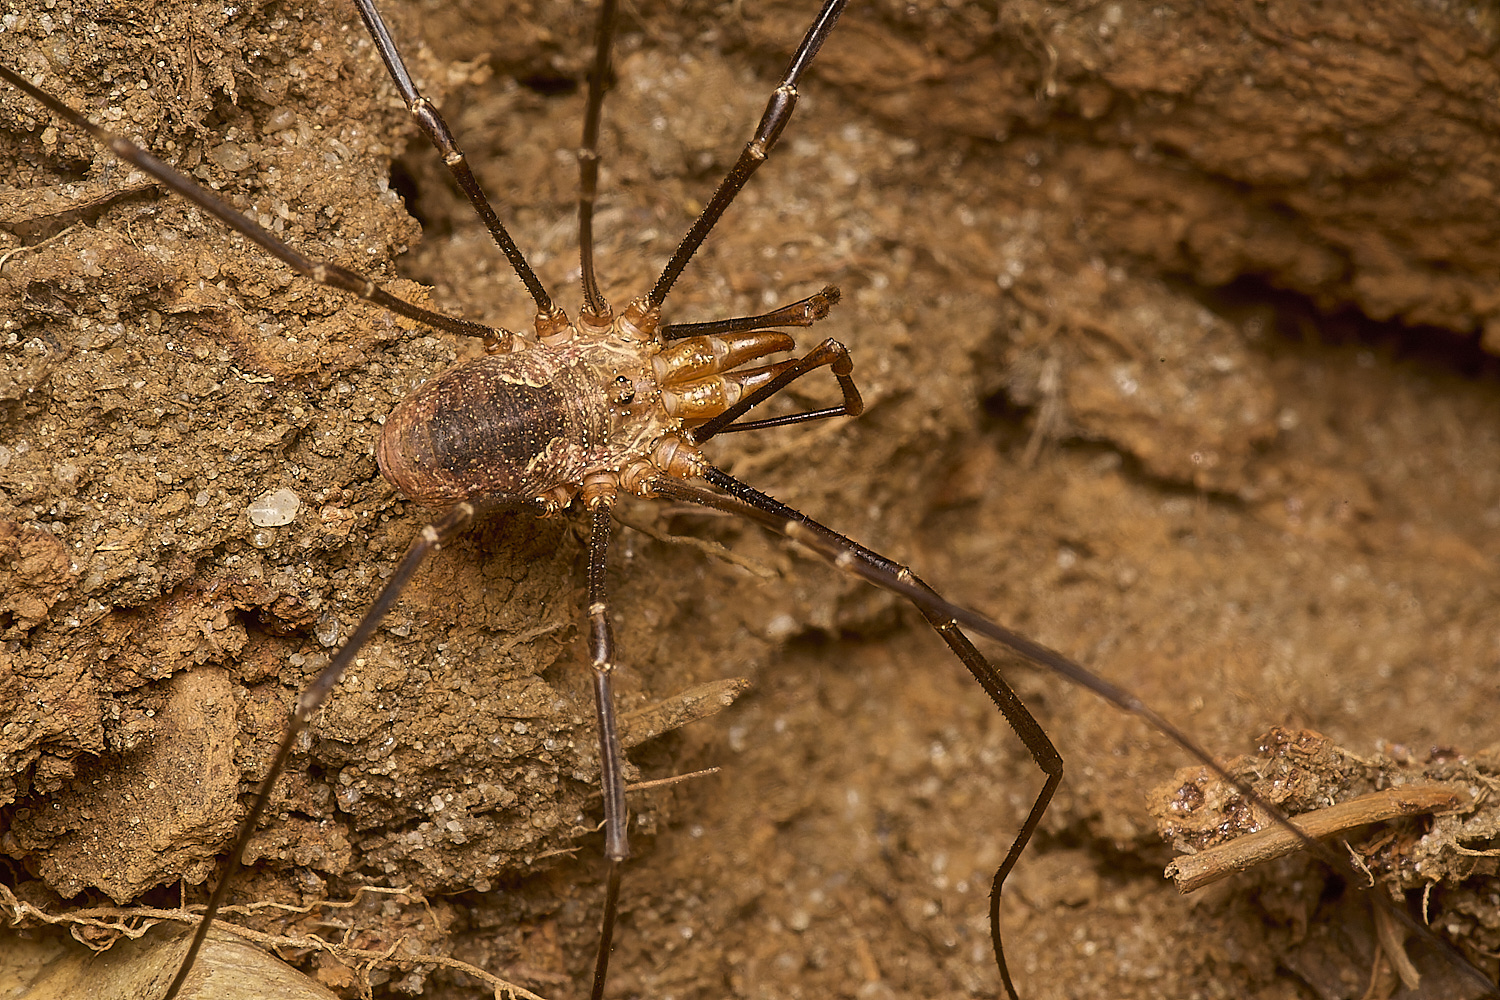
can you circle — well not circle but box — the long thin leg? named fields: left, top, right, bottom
left=649, top=470, right=1054, bottom=998
left=352, top=0, right=562, bottom=330
left=0, top=64, right=509, bottom=348
left=159, top=503, right=477, bottom=1000
left=646, top=0, right=848, bottom=310
left=908, top=586, right=1061, bottom=1000
left=585, top=503, right=630, bottom=1000
left=651, top=468, right=1500, bottom=1000
left=577, top=0, right=622, bottom=323
left=902, top=570, right=1062, bottom=998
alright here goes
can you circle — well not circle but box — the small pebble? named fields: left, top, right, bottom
left=248, top=487, right=300, bottom=526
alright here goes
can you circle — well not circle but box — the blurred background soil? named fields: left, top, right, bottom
left=1, top=1, right=1498, bottom=998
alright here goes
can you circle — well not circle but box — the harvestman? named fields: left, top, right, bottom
left=1, top=0, right=1494, bottom=998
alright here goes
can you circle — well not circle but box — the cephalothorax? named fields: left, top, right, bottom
left=377, top=303, right=818, bottom=512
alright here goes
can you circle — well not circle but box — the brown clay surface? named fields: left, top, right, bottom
left=2, top=1, right=1498, bottom=998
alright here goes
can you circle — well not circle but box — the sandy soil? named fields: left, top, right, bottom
left=1, top=1, right=1498, bottom=998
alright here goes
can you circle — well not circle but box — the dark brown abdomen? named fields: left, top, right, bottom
left=377, top=353, right=607, bottom=508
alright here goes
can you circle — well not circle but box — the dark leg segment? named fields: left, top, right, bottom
left=0, top=64, right=506, bottom=346
left=928, top=611, right=1061, bottom=1000
left=160, top=503, right=476, bottom=1000
left=352, top=0, right=561, bottom=327
left=647, top=0, right=849, bottom=309
left=577, top=0, right=622, bottom=322
left=586, top=504, right=630, bottom=1000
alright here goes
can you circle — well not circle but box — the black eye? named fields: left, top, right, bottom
left=611, top=375, right=635, bottom=404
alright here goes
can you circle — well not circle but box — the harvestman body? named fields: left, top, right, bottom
left=1, top=1, right=1496, bottom=998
